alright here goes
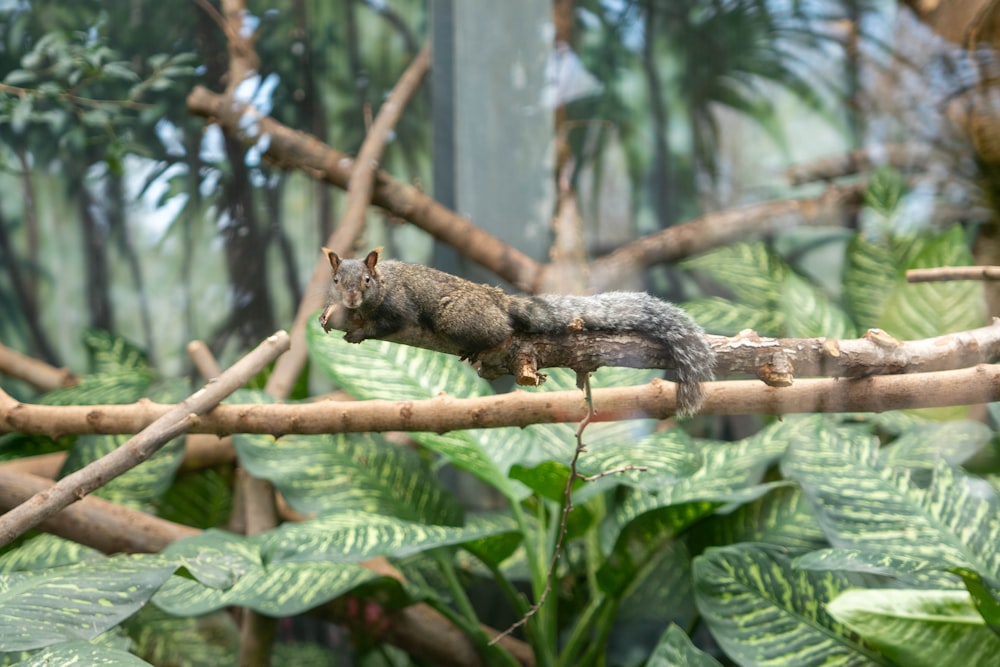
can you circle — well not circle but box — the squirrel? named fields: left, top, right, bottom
left=319, top=248, right=715, bottom=416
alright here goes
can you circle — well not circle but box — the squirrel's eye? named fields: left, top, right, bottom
left=333, top=276, right=339, bottom=283
left=364, top=275, right=371, bottom=285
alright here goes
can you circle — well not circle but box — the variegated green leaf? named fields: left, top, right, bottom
left=59, top=433, right=183, bottom=510
left=682, top=242, right=786, bottom=308
left=842, top=234, right=898, bottom=329
left=308, top=318, right=492, bottom=400
left=9, top=640, right=154, bottom=666
left=682, top=297, right=781, bottom=336
left=689, top=486, right=827, bottom=552
left=880, top=226, right=984, bottom=340
left=122, top=605, right=239, bottom=667
left=0, top=534, right=101, bottom=572
left=39, top=369, right=155, bottom=406
left=261, top=512, right=518, bottom=564
left=827, top=588, right=1000, bottom=667
left=780, top=272, right=857, bottom=339
left=81, top=329, right=151, bottom=374
left=161, top=530, right=259, bottom=589
left=648, top=624, right=723, bottom=667
left=154, top=559, right=392, bottom=617
left=234, top=432, right=462, bottom=524
left=154, top=530, right=406, bottom=617
left=794, top=549, right=955, bottom=587
left=0, top=556, right=177, bottom=651
left=781, top=425, right=1000, bottom=577
left=694, top=544, right=886, bottom=667
left=881, top=420, right=990, bottom=470
left=308, top=318, right=525, bottom=498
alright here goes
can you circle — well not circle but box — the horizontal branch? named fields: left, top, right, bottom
left=2, top=364, right=997, bottom=438
left=710, top=320, right=1000, bottom=381
left=907, top=266, right=1000, bottom=282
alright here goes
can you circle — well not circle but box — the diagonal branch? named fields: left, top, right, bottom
left=0, top=331, right=289, bottom=548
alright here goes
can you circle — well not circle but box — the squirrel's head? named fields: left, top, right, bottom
left=322, top=247, right=382, bottom=310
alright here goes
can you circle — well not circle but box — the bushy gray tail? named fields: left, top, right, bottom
left=509, top=292, right=715, bottom=416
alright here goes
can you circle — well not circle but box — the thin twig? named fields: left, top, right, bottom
left=906, top=266, right=1000, bottom=282
left=489, top=375, right=598, bottom=646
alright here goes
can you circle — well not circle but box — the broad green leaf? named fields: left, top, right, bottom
left=59, top=433, right=184, bottom=510
left=827, top=588, right=1000, bottom=667
left=682, top=242, right=786, bottom=308
left=308, top=318, right=491, bottom=400
left=308, top=319, right=522, bottom=498
left=233, top=432, right=463, bottom=525
left=689, top=485, right=827, bottom=552
left=157, top=466, right=233, bottom=530
left=39, top=370, right=155, bottom=406
left=782, top=425, right=1000, bottom=577
left=881, top=420, right=990, bottom=469
left=81, top=329, right=151, bottom=375
left=842, top=235, right=897, bottom=329
left=682, top=296, right=780, bottom=336
left=261, top=512, right=519, bottom=564
left=694, top=544, right=886, bottom=667
left=122, top=606, right=239, bottom=667
left=161, top=530, right=260, bottom=589
left=9, top=640, right=153, bottom=666
left=0, top=555, right=177, bottom=651
left=780, top=272, right=857, bottom=339
left=0, top=534, right=101, bottom=572
left=154, top=531, right=407, bottom=617
left=880, top=226, right=984, bottom=340
left=794, top=549, right=954, bottom=586
left=648, top=624, right=723, bottom=667
left=950, top=567, right=1000, bottom=635
left=154, top=559, right=394, bottom=618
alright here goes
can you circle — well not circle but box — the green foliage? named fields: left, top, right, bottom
left=685, top=224, right=984, bottom=342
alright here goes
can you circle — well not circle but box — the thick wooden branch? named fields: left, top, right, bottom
left=0, top=331, right=290, bottom=547
left=0, top=468, right=199, bottom=551
left=710, top=320, right=1000, bottom=382
left=185, top=85, right=544, bottom=292
left=587, top=184, right=865, bottom=290
left=2, top=364, right=998, bottom=438
left=0, top=341, right=76, bottom=391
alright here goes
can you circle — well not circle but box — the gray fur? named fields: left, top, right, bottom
left=323, top=249, right=714, bottom=416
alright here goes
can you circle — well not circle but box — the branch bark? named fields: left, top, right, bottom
left=907, top=266, right=1000, bottom=282
left=3, top=363, right=998, bottom=438
left=0, top=331, right=289, bottom=548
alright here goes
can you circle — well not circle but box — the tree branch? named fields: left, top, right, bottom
left=907, top=266, right=1000, bottom=282
left=588, top=183, right=865, bottom=290
left=3, top=362, right=998, bottom=438
left=0, top=341, right=76, bottom=391
left=0, top=331, right=290, bottom=548
left=185, top=85, right=544, bottom=292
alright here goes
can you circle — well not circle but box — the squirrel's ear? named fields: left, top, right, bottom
left=322, top=247, right=340, bottom=271
left=364, top=247, right=382, bottom=271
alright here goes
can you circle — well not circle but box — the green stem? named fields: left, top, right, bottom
left=557, top=594, right=605, bottom=667
left=434, top=550, right=479, bottom=625
left=576, top=599, right=619, bottom=667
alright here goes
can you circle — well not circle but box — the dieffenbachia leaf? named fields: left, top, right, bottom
left=694, top=543, right=888, bottom=666
left=0, top=555, right=177, bottom=651
left=827, top=588, right=1000, bottom=667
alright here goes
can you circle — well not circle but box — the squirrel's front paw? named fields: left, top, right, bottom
left=343, top=329, right=367, bottom=344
